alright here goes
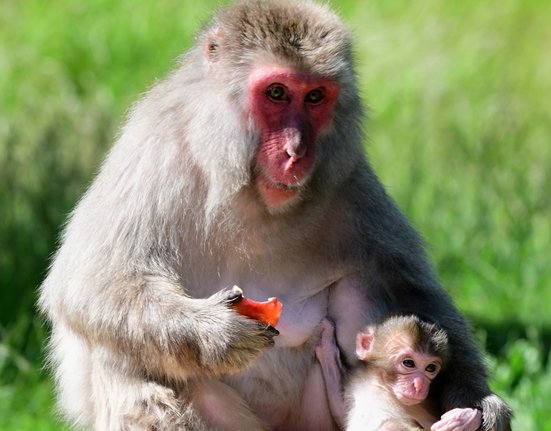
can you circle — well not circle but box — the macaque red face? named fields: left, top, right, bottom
left=248, top=65, right=340, bottom=209
left=389, top=347, right=442, bottom=405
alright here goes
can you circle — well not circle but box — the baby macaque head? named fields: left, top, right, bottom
left=356, top=315, right=449, bottom=406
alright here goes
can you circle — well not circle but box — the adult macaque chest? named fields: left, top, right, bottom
left=217, top=270, right=336, bottom=348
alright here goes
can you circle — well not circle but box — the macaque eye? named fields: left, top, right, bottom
left=266, top=84, right=287, bottom=101
left=305, top=88, right=325, bottom=104
left=425, top=364, right=438, bottom=373
left=402, top=359, right=415, bottom=368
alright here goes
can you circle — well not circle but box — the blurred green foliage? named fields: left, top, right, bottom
left=1, top=0, right=550, bottom=429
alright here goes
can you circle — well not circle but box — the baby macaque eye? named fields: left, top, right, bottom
left=402, top=359, right=415, bottom=368
left=425, top=363, right=438, bottom=373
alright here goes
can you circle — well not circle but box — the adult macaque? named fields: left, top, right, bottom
left=39, top=0, right=512, bottom=430
left=316, top=317, right=492, bottom=431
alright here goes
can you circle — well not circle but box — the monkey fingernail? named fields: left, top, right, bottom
left=226, top=286, right=244, bottom=304
left=266, top=325, right=280, bottom=336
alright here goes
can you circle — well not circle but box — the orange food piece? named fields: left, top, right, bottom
left=233, top=296, right=283, bottom=327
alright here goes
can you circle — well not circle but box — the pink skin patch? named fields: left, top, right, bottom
left=394, top=373, right=431, bottom=405
left=431, top=408, right=482, bottom=431
left=392, top=350, right=441, bottom=405
left=248, top=65, right=340, bottom=209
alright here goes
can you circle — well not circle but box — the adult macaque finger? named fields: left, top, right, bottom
left=259, top=323, right=280, bottom=347
left=265, top=325, right=280, bottom=335
left=225, top=286, right=244, bottom=304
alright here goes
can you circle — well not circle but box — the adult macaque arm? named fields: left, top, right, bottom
left=51, top=275, right=277, bottom=378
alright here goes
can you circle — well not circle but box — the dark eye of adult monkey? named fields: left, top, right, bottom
left=39, top=1, right=512, bottom=430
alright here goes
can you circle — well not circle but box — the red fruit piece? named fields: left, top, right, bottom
left=232, top=291, right=282, bottom=327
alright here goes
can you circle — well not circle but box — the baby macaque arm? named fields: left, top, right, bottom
left=430, top=407, right=482, bottom=431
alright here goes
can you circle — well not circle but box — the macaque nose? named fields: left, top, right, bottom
left=413, top=377, right=425, bottom=394
left=285, top=128, right=306, bottom=160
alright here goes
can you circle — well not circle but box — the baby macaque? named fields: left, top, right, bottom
left=316, top=316, right=483, bottom=431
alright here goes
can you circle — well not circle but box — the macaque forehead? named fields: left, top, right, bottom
left=205, top=0, right=353, bottom=79
left=248, top=64, right=339, bottom=90
left=379, top=331, right=416, bottom=354
left=378, top=330, right=439, bottom=364
left=375, top=316, right=449, bottom=361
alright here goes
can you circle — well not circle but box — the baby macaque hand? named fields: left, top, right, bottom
left=431, top=407, right=482, bottom=431
left=315, top=318, right=339, bottom=361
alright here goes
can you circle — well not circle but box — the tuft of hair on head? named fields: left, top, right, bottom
left=202, top=0, right=354, bottom=79
left=376, top=315, right=450, bottom=366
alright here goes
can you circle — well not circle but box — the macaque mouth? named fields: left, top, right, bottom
left=270, top=179, right=301, bottom=191
left=255, top=170, right=305, bottom=208
left=253, top=163, right=307, bottom=189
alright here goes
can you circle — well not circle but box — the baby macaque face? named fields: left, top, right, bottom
left=355, top=316, right=448, bottom=407
left=389, top=346, right=442, bottom=405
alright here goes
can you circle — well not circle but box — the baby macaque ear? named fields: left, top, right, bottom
left=356, top=326, right=375, bottom=360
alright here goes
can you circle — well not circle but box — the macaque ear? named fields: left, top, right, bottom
left=356, top=326, right=375, bottom=360
left=204, top=26, right=223, bottom=62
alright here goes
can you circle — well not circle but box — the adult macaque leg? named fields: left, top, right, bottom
left=92, top=355, right=266, bottom=430
left=91, top=356, right=196, bottom=430
left=190, top=380, right=266, bottom=431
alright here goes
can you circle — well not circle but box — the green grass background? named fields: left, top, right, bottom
left=1, top=0, right=550, bottom=429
